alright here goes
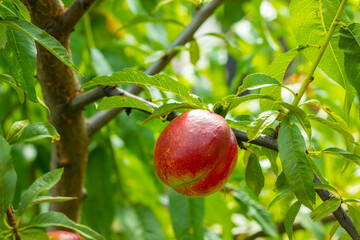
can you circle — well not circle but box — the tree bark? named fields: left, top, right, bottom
left=23, top=0, right=89, bottom=221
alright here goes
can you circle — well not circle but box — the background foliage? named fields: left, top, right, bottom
left=0, top=0, right=360, bottom=239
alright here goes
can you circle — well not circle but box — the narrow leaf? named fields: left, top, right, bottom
left=30, top=196, right=77, bottom=206
left=276, top=101, right=312, bottom=142
left=11, top=0, right=30, bottom=22
left=169, top=189, right=191, bottom=239
left=308, top=115, right=355, bottom=143
left=142, top=102, right=198, bottom=125
left=227, top=94, right=276, bottom=111
left=245, top=153, right=264, bottom=196
left=339, top=23, right=360, bottom=98
left=246, top=110, right=280, bottom=141
left=82, top=68, right=203, bottom=107
left=98, top=96, right=155, bottom=113
left=329, top=221, right=340, bottom=240
left=278, top=114, right=315, bottom=209
left=229, top=185, right=278, bottom=237
left=268, top=187, right=293, bottom=210
left=310, top=198, right=341, bottom=221
left=347, top=205, right=360, bottom=233
left=18, top=168, right=63, bottom=216
left=0, top=135, right=17, bottom=220
left=0, top=74, right=24, bottom=103
left=261, top=48, right=301, bottom=111
left=236, top=73, right=280, bottom=95
left=2, top=25, right=37, bottom=101
left=28, top=211, right=104, bottom=240
left=6, top=119, right=29, bottom=143
left=189, top=198, right=204, bottom=240
left=8, top=122, right=60, bottom=145
left=189, top=40, right=200, bottom=65
left=313, top=183, right=339, bottom=196
left=0, top=24, right=7, bottom=48
left=1, top=17, right=80, bottom=74
left=274, top=171, right=289, bottom=193
left=284, top=201, right=301, bottom=240
left=321, top=147, right=360, bottom=166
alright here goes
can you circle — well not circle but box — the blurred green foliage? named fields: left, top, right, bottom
left=1, top=0, right=360, bottom=239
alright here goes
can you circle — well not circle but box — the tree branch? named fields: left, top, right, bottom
left=62, top=0, right=97, bottom=35
left=89, top=87, right=359, bottom=240
left=71, top=0, right=225, bottom=131
left=6, top=206, right=20, bottom=240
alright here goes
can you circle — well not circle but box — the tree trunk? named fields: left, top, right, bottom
left=26, top=0, right=89, bottom=221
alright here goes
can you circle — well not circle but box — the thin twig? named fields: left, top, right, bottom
left=71, top=0, right=225, bottom=132
left=62, top=0, right=97, bottom=35
left=6, top=206, right=20, bottom=240
left=93, top=87, right=359, bottom=239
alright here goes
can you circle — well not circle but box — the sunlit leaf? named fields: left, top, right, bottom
left=284, top=201, right=301, bottom=240
left=310, top=198, right=341, bottom=221
left=246, top=110, right=280, bottom=141
left=236, top=73, right=280, bottom=95
left=0, top=74, right=24, bottom=103
left=98, top=96, right=155, bottom=113
left=20, top=229, right=49, bottom=240
left=82, top=68, right=203, bottom=107
left=18, top=168, right=63, bottom=216
left=268, top=187, right=293, bottom=210
left=278, top=114, right=315, bottom=209
left=30, top=196, right=77, bottom=206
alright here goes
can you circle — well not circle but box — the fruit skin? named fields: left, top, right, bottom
left=154, top=109, right=238, bottom=197
left=46, top=231, right=84, bottom=240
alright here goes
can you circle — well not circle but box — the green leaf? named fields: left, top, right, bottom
left=276, top=102, right=312, bottom=143
left=308, top=115, right=355, bottom=143
left=338, top=233, right=352, bottom=240
left=229, top=186, right=278, bottom=237
left=169, top=189, right=191, bottom=239
left=142, top=102, right=198, bottom=125
left=274, top=171, right=289, bottom=193
left=236, top=73, right=280, bottom=95
left=6, top=119, right=29, bottom=143
left=226, top=115, right=255, bottom=130
left=8, top=122, right=60, bottom=145
left=0, top=24, right=7, bottom=48
left=90, top=48, right=113, bottom=76
left=268, top=187, right=293, bottom=210
left=134, top=204, right=165, bottom=240
left=2, top=25, right=37, bottom=102
left=310, top=198, right=341, bottom=221
left=261, top=48, right=301, bottom=111
left=98, top=96, right=155, bottom=113
left=189, top=40, right=200, bottom=65
left=329, top=221, right=340, bottom=240
left=313, top=183, right=339, bottom=196
left=10, top=0, right=30, bottom=22
left=115, top=14, right=185, bottom=33
left=27, top=211, right=104, bottom=240
left=189, top=198, right=204, bottom=240
left=169, top=189, right=204, bottom=240
left=246, top=110, right=280, bottom=141
left=152, top=0, right=195, bottom=14
left=0, top=135, right=16, bottom=220
left=225, top=94, right=276, bottom=112
left=1, top=17, right=80, bottom=75
left=278, top=114, right=315, bottom=209
left=245, top=153, right=264, bottom=196
left=18, top=168, right=63, bottom=216
left=30, top=196, right=77, bottom=206
left=262, top=148, right=278, bottom=175
left=347, top=205, right=360, bottom=233
left=82, top=68, right=203, bottom=107
left=321, top=147, right=360, bottom=166
left=339, top=23, right=360, bottom=98
left=0, top=74, right=24, bottom=103
left=204, top=33, right=242, bottom=60
left=20, top=229, right=49, bottom=240
left=284, top=201, right=301, bottom=240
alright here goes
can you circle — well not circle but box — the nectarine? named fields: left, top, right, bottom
left=46, top=231, right=84, bottom=240
left=154, top=109, right=238, bottom=197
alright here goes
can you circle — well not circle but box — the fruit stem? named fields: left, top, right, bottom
left=291, top=0, right=348, bottom=106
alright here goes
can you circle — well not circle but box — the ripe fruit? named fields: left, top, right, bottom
left=154, top=109, right=238, bottom=197
left=46, top=231, right=84, bottom=240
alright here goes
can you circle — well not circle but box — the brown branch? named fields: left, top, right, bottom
left=62, top=0, right=96, bottom=35
left=6, top=206, right=20, bottom=240
left=89, top=87, right=360, bottom=240
left=70, top=0, right=225, bottom=133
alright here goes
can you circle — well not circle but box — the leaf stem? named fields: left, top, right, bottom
left=292, top=0, right=348, bottom=106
